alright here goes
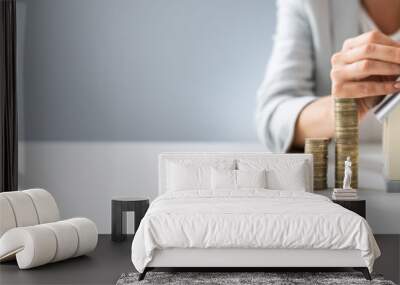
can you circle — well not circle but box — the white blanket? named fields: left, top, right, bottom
left=131, top=190, right=380, bottom=272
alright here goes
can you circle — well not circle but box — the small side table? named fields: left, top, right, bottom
left=111, top=197, right=149, bottom=242
left=332, top=199, right=366, bottom=218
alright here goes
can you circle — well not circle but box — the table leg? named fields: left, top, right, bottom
left=112, top=201, right=126, bottom=241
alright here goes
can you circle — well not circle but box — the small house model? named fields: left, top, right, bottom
left=375, top=93, right=400, bottom=193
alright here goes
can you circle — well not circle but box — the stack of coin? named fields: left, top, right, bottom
left=305, top=138, right=329, bottom=191
left=334, top=98, right=358, bottom=189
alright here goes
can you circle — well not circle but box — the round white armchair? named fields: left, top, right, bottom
left=0, top=189, right=98, bottom=269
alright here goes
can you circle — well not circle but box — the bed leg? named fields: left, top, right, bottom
left=354, top=267, right=371, bottom=280
left=138, top=268, right=147, bottom=281
left=362, top=268, right=372, bottom=281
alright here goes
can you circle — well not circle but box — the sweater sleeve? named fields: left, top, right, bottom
left=256, top=0, right=318, bottom=153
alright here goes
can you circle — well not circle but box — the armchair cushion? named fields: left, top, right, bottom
left=0, top=189, right=97, bottom=269
left=0, top=195, right=17, bottom=237
left=0, top=218, right=98, bottom=269
left=24, top=188, right=60, bottom=224
left=0, top=189, right=60, bottom=236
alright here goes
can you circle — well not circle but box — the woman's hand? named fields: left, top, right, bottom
left=330, top=30, right=400, bottom=119
left=293, top=31, right=400, bottom=149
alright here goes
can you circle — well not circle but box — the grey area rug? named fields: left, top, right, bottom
left=116, top=272, right=396, bottom=285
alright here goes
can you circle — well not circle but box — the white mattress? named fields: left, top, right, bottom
left=131, top=189, right=380, bottom=272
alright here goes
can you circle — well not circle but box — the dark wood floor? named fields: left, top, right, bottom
left=1, top=235, right=399, bottom=285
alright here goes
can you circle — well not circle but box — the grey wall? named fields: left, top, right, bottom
left=15, top=1, right=400, bottom=235
left=18, top=0, right=276, bottom=142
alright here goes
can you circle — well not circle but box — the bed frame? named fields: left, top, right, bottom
left=138, top=153, right=372, bottom=281
left=140, top=248, right=370, bottom=280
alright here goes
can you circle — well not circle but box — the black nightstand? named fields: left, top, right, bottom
left=332, top=199, right=366, bottom=218
left=111, top=197, right=149, bottom=242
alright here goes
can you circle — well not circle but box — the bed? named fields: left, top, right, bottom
left=131, top=153, right=380, bottom=280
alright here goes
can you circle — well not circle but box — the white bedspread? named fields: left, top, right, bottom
left=131, top=190, right=380, bottom=272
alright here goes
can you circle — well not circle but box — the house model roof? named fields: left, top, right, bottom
left=374, top=92, right=400, bottom=122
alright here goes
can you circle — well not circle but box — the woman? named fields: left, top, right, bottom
left=257, top=0, right=400, bottom=152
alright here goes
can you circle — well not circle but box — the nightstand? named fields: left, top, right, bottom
left=332, top=199, right=366, bottom=218
left=111, top=197, right=149, bottom=242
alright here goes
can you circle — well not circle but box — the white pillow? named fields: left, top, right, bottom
left=167, top=159, right=235, bottom=191
left=211, top=169, right=267, bottom=190
left=237, top=169, right=267, bottom=189
left=267, top=162, right=308, bottom=191
left=168, top=163, right=210, bottom=191
left=237, top=159, right=309, bottom=191
left=211, top=169, right=236, bottom=189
